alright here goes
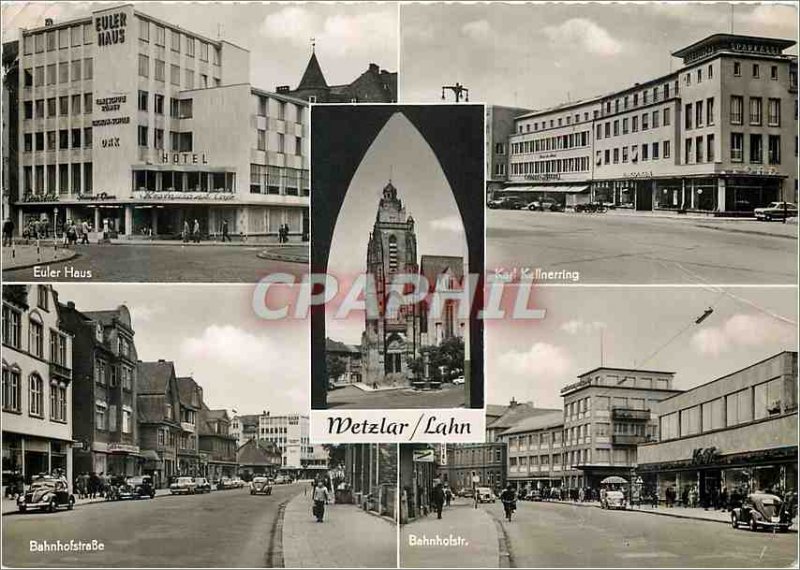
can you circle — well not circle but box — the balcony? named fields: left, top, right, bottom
left=180, top=422, right=195, bottom=433
left=49, top=361, right=71, bottom=380
left=612, top=434, right=648, bottom=446
left=611, top=408, right=650, bottom=421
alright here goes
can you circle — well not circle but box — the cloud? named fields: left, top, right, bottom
left=179, top=325, right=308, bottom=414
left=1, top=3, right=84, bottom=41
left=560, top=319, right=606, bottom=335
left=748, top=5, right=798, bottom=37
left=260, top=7, right=396, bottom=59
left=543, top=18, right=623, bottom=57
left=496, top=342, right=571, bottom=379
left=691, top=314, right=795, bottom=356
left=129, top=304, right=163, bottom=326
left=461, top=20, right=493, bottom=43
left=429, top=215, right=464, bottom=233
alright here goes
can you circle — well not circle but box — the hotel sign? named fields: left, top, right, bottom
left=162, top=153, right=210, bottom=165
left=96, top=12, right=127, bottom=46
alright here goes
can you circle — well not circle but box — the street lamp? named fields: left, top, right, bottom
left=441, top=83, right=469, bottom=102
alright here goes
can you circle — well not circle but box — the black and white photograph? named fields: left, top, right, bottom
left=399, top=286, right=798, bottom=568
left=1, top=2, right=398, bottom=282
left=311, top=104, right=485, bottom=411
left=401, top=2, right=798, bottom=284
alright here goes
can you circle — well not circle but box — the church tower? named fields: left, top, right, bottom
left=362, top=181, right=421, bottom=385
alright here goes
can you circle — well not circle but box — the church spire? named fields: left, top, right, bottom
left=297, top=42, right=328, bottom=89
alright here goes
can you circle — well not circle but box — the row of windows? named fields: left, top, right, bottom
left=22, top=164, right=93, bottom=195
left=730, top=61, right=781, bottom=81
left=95, top=401, right=133, bottom=433
left=729, top=96, right=782, bottom=127
left=728, top=133, right=782, bottom=165
left=94, top=358, right=134, bottom=390
left=510, top=453, right=561, bottom=467
left=138, top=18, right=219, bottom=65
left=249, top=165, right=310, bottom=196
left=511, top=448, right=635, bottom=468
left=23, top=24, right=92, bottom=54
left=507, top=430, right=563, bottom=450
left=510, top=156, right=590, bottom=176
left=23, top=59, right=93, bottom=87
left=2, top=305, right=68, bottom=367
left=601, top=81, right=678, bottom=117
left=683, top=98, right=717, bottom=130
left=137, top=126, right=193, bottom=152
left=596, top=106, right=674, bottom=140
left=137, top=91, right=193, bottom=118
left=256, top=96, right=299, bottom=123
left=510, top=131, right=590, bottom=154
left=23, top=93, right=94, bottom=119
left=597, top=141, right=673, bottom=166
left=132, top=170, right=235, bottom=193
left=660, top=377, right=794, bottom=441
left=2, top=367, right=67, bottom=422
left=256, top=130, right=303, bottom=156
left=24, top=128, right=93, bottom=152
left=137, top=54, right=219, bottom=88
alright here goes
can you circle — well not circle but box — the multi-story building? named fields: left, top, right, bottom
left=638, top=351, right=797, bottom=504
left=441, top=442, right=506, bottom=494
left=231, top=411, right=324, bottom=473
left=2, top=285, right=73, bottom=484
left=419, top=255, right=466, bottom=349
left=13, top=5, right=309, bottom=239
left=485, top=105, right=532, bottom=195
left=236, top=438, right=281, bottom=479
left=560, top=366, right=683, bottom=490
left=2, top=40, right=19, bottom=221
left=60, top=301, right=139, bottom=477
left=277, top=48, right=397, bottom=104
left=498, top=33, right=798, bottom=213
left=136, top=359, right=181, bottom=487
left=499, top=411, right=564, bottom=493
left=176, top=376, right=201, bottom=476
left=197, top=404, right=237, bottom=482
left=325, top=338, right=362, bottom=384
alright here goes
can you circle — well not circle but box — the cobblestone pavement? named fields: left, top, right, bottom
left=282, top=492, right=396, bottom=568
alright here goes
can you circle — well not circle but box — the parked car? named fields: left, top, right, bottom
left=169, top=476, right=197, bottom=495
left=108, top=476, right=156, bottom=500
left=17, top=476, right=75, bottom=513
left=574, top=201, right=607, bottom=213
left=459, top=488, right=474, bottom=498
left=274, top=475, right=291, bottom=485
left=229, top=477, right=245, bottom=488
left=525, top=489, right=543, bottom=501
left=250, top=477, right=274, bottom=496
left=526, top=198, right=563, bottom=212
left=487, top=196, right=529, bottom=210
left=754, top=202, right=798, bottom=221
left=601, top=490, right=627, bottom=510
left=452, top=376, right=465, bottom=385
left=475, top=487, right=496, bottom=503
left=193, top=477, right=212, bottom=494
left=216, top=477, right=234, bottom=490
left=731, top=493, right=792, bottom=532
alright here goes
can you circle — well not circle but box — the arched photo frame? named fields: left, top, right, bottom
left=311, top=104, right=484, bottom=410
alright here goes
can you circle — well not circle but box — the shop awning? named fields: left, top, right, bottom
left=140, top=450, right=161, bottom=462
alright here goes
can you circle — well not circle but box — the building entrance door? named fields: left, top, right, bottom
left=635, top=181, right=653, bottom=211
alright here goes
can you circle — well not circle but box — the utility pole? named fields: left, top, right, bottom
left=441, top=83, right=469, bottom=102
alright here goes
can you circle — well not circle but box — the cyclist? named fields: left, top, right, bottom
left=500, top=484, right=517, bottom=521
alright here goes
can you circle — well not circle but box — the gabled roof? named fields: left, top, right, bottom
left=237, top=439, right=282, bottom=467
left=500, top=411, right=564, bottom=436
left=486, top=404, right=509, bottom=421
left=487, top=404, right=561, bottom=431
left=137, top=360, right=175, bottom=395
left=298, top=51, right=328, bottom=89
left=236, top=414, right=260, bottom=428
left=176, top=376, right=202, bottom=410
left=420, top=255, right=464, bottom=288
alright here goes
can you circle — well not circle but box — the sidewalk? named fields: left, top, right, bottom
left=281, top=492, right=396, bottom=568
left=400, top=501, right=500, bottom=568
left=2, top=243, right=77, bottom=270
left=2, top=488, right=171, bottom=515
left=546, top=499, right=798, bottom=530
left=599, top=209, right=798, bottom=238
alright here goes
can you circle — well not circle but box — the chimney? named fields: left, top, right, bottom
left=509, top=397, right=518, bottom=408
left=45, top=18, right=54, bottom=27
left=369, top=63, right=379, bottom=73
left=67, top=301, right=75, bottom=309
left=158, top=358, right=165, bottom=363
left=276, top=85, right=290, bottom=93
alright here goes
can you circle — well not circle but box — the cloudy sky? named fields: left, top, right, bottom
left=2, top=2, right=398, bottom=90
left=325, top=112, right=468, bottom=345
left=400, top=3, right=799, bottom=107
left=488, top=286, right=797, bottom=409
left=55, top=285, right=309, bottom=416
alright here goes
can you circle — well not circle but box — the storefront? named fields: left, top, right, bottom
left=1, top=433, right=72, bottom=485
left=495, top=183, right=591, bottom=208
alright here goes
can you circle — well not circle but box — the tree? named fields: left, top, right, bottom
left=326, top=354, right=347, bottom=383
left=408, top=337, right=465, bottom=382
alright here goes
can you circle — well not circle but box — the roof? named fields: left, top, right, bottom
left=500, top=411, right=564, bottom=436
left=236, top=414, right=260, bottom=429
left=326, top=338, right=359, bottom=354
left=420, top=255, right=464, bottom=287
left=137, top=361, right=175, bottom=395
left=486, top=404, right=509, bottom=421
left=487, top=404, right=561, bottom=430
left=237, top=439, right=282, bottom=467
left=298, top=51, right=328, bottom=89
left=176, top=376, right=201, bottom=409
left=82, top=306, right=133, bottom=331
left=672, top=33, right=796, bottom=58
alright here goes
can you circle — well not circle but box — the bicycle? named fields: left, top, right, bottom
left=502, top=499, right=516, bottom=521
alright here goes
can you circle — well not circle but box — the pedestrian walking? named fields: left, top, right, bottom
left=444, top=485, right=452, bottom=507
left=2, top=217, right=14, bottom=247
left=81, top=221, right=90, bottom=244
left=182, top=220, right=190, bottom=244
left=192, top=219, right=200, bottom=243
left=222, top=220, right=230, bottom=242
left=432, top=483, right=445, bottom=519
left=312, top=479, right=330, bottom=522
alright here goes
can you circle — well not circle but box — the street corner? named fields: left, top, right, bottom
left=282, top=491, right=397, bottom=568
left=1, top=243, right=79, bottom=272
left=400, top=501, right=501, bottom=568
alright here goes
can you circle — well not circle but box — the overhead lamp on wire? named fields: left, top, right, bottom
left=441, top=83, right=469, bottom=102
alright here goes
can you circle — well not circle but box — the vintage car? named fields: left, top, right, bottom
left=526, top=198, right=564, bottom=212
left=17, top=476, right=75, bottom=513
left=193, top=477, right=212, bottom=494
left=487, top=196, right=529, bottom=210
left=731, top=493, right=792, bottom=532
left=108, top=476, right=156, bottom=500
left=524, top=489, right=543, bottom=501
left=250, top=477, right=274, bottom=496
left=754, top=202, right=798, bottom=221
left=601, top=490, right=627, bottom=510
left=475, top=487, right=496, bottom=503
left=230, top=477, right=246, bottom=488
left=169, top=476, right=197, bottom=495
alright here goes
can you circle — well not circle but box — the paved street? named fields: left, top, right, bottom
left=487, top=211, right=797, bottom=284
left=400, top=500, right=500, bottom=568
left=2, top=243, right=308, bottom=282
left=282, top=491, right=396, bottom=568
left=2, top=484, right=302, bottom=568
left=327, top=384, right=465, bottom=409
left=486, top=500, right=797, bottom=568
